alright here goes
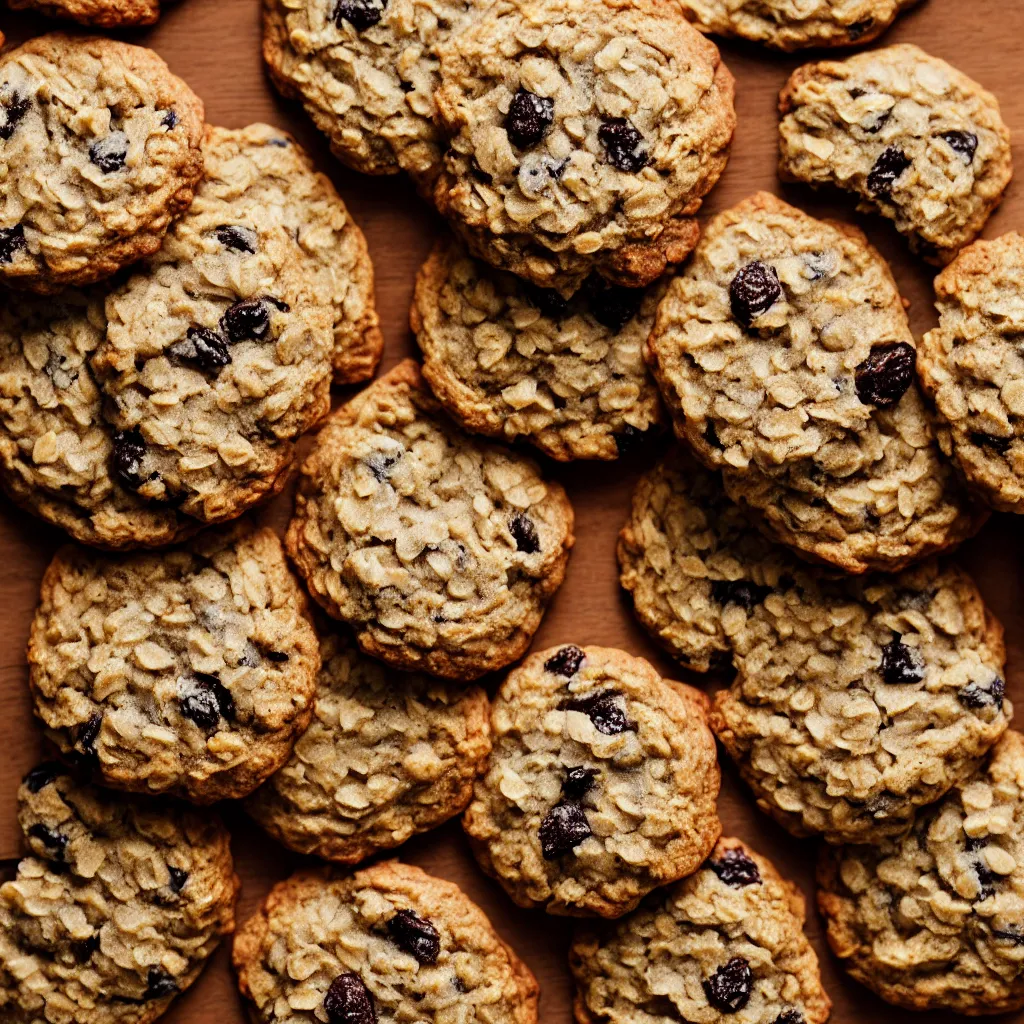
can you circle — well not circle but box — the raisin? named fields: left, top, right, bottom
left=221, top=297, right=272, bottom=342
left=215, top=225, right=258, bottom=253
left=23, top=763, right=63, bottom=793
left=111, top=429, right=147, bottom=490
left=539, top=802, right=592, bottom=859
left=975, top=859, right=997, bottom=901
left=959, top=676, right=1005, bottom=710
left=386, top=909, right=441, bottom=965
left=524, top=284, right=569, bottom=319
left=562, top=766, right=599, bottom=800
left=0, top=93, right=30, bottom=140
left=168, top=326, right=232, bottom=374
left=565, top=690, right=632, bottom=735
left=161, top=109, right=179, bottom=130
left=324, top=973, right=377, bottom=1024
left=72, top=935, right=100, bottom=962
left=264, top=649, right=290, bottom=663
left=710, top=579, right=770, bottom=612
left=613, top=424, right=647, bottom=456
left=709, top=848, right=761, bottom=888
left=971, top=431, right=1012, bottom=453
left=179, top=674, right=235, bottom=730
left=509, top=511, right=540, bottom=554
left=144, top=967, right=179, bottom=1000
left=855, top=342, right=916, bottom=408
left=703, top=957, right=753, bottom=1014
left=89, top=132, right=129, bottom=174
left=366, top=452, right=400, bottom=481
left=880, top=634, right=924, bottom=684
left=598, top=117, right=649, bottom=173
left=965, top=835, right=986, bottom=852
left=863, top=110, right=891, bottom=134
left=994, top=928, right=1024, bottom=945
left=506, top=89, right=554, bottom=150
left=774, top=1013, right=805, bottom=1024
left=28, top=823, right=68, bottom=859
left=333, top=0, right=387, bottom=31
left=868, top=146, right=911, bottom=196
left=544, top=645, right=586, bottom=677
left=168, top=867, right=188, bottom=892
left=939, top=130, right=978, bottom=164
left=0, top=224, right=26, bottom=264
left=583, top=275, right=644, bottom=331
left=76, top=712, right=103, bottom=759
left=729, top=261, right=781, bottom=327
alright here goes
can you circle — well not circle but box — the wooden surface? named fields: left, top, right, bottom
left=2, top=1, right=1024, bottom=1021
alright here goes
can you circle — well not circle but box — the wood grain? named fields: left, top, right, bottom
left=2, top=1, right=1024, bottom=1021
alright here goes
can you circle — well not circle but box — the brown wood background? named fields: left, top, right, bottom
left=2, top=1, right=1024, bottom=1021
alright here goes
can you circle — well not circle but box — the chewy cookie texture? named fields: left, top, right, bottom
left=7, top=0, right=164, bottom=26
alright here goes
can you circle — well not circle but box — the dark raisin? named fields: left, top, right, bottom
left=215, top=225, right=258, bottom=253
left=993, top=928, right=1024, bottom=945
left=703, top=957, right=753, bottom=1014
left=221, top=297, right=272, bottom=342
left=868, top=146, right=911, bottom=196
left=264, top=649, right=290, bottom=663
left=523, top=283, right=569, bottom=319
left=28, top=824, right=68, bottom=859
left=168, top=867, right=188, bottom=892
left=111, top=429, right=147, bottom=490
left=583, top=275, right=644, bottom=331
left=965, top=835, right=986, bottom=852
left=72, top=934, right=100, bottom=962
left=76, top=712, right=103, bottom=759
left=855, top=342, right=916, bottom=408
left=509, top=511, right=540, bottom=554
left=386, top=909, right=441, bottom=966
left=959, top=676, right=1006, bottom=710
left=0, top=93, right=30, bottom=140
left=323, top=973, right=377, bottom=1024
left=333, top=0, right=387, bottom=31
left=506, top=89, right=554, bottom=150
left=366, top=452, right=399, bottom=481
left=613, top=424, right=648, bottom=456
left=23, top=763, right=63, bottom=794
left=598, top=117, right=649, bottom=173
left=144, top=967, right=179, bottom=1000
left=710, top=579, right=771, bottom=612
left=89, top=132, right=129, bottom=174
left=864, top=110, right=891, bottom=135
left=939, top=130, right=978, bottom=164
left=562, top=766, right=599, bottom=800
left=160, top=109, right=178, bottom=130
left=179, top=674, right=235, bottom=730
left=880, top=634, right=924, bottom=684
left=564, top=690, right=632, bottom=735
left=709, top=848, right=761, bottom=888
left=729, top=261, right=781, bottom=327
left=539, top=802, right=592, bottom=859
left=545, top=645, right=586, bottom=677
left=773, top=1013, right=805, bottom=1024
left=0, top=224, right=26, bottom=264
left=975, top=859, right=997, bottom=900
left=168, top=326, right=232, bottom=374
left=971, top=431, right=1012, bottom=453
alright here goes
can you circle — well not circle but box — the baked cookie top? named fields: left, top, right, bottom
left=234, top=860, right=539, bottom=1024
left=818, top=729, right=1024, bottom=1014
left=0, top=34, right=204, bottom=293
left=7, top=0, right=163, bottom=26
left=713, top=558, right=1010, bottom=844
left=432, top=0, right=736, bottom=293
left=919, top=233, right=1024, bottom=513
left=464, top=644, right=721, bottom=918
left=0, top=288, right=195, bottom=550
left=413, top=236, right=666, bottom=461
left=646, top=191, right=983, bottom=573
left=680, top=0, right=918, bottom=52
left=246, top=628, right=492, bottom=863
left=286, top=359, right=575, bottom=681
left=779, top=44, right=1013, bottom=265
left=93, top=125, right=347, bottom=525
left=0, top=766, right=237, bottom=1024
left=570, top=837, right=832, bottom=1024
left=27, top=524, right=320, bottom=804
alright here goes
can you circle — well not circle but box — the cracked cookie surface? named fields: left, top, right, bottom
left=246, top=627, right=492, bottom=863
left=286, top=359, right=575, bottom=681
left=464, top=644, right=721, bottom=917
left=0, top=34, right=204, bottom=293
left=646, top=191, right=984, bottom=574
left=0, top=767, right=237, bottom=1024
left=7, top=0, right=163, bottom=26
left=413, top=235, right=666, bottom=460
left=779, top=44, right=1013, bottom=265
left=819, top=729, right=1024, bottom=1014
left=432, top=0, right=736, bottom=293
left=570, top=837, right=831, bottom=1024
left=234, top=860, right=539, bottom=1024
left=28, top=523, right=320, bottom=803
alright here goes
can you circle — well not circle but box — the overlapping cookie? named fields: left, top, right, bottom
left=8, top=0, right=165, bottom=26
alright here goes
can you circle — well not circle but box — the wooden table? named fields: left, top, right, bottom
left=2, top=1, right=1024, bottom=1021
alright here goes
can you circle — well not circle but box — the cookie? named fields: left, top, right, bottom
left=92, top=124, right=374, bottom=525
left=432, top=0, right=736, bottom=294
left=286, top=359, right=575, bottom=681
left=646, top=191, right=985, bottom=574
left=0, top=34, right=204, bottom=293
left=27, top=523, right=320, bottom=804
left=779, top=44, right=1013, bottom=265
left=7, top=0, right=163, bottom=26
left=464, top=645, right=721, bottom=917
left=234, top=860, right=539, bottom=1024
left=570, top=837, right=832, bottom=1024
left=412, top=235, right=666, bottom=461
left=0, top=288, right=195, bottom=549
left=818, top=729, right=1024, bottom=1014
left=919, top=233, right=1024, bottom=514
left=0, top=766, right=237, bottom=1024
left=246, top=628, right=492, bottom=863
left=679, top=0, right=917, bottom=52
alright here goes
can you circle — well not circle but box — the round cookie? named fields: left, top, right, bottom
left=0, top=765, right=237, bottom=1024
left=7, top=0, right=163, bottom=26
left=432, top=0, right=736, bottom=294
left=713, top=558, right=1010, bottom=844
left=818, top=729, right=1024, bottom=1014
left=919, top=233, right=1024, bottom=514
left=0, top=34, right=204, bottom=293
left=286, top=359, right=575, bottom=681
left=646, top=191, right=985, bottom=574
left=234, top=860, right=539, bottom=1024
left=679, top=0, right=918, bottom=52
left=413, top=236, right=666, bottom=461
left=0, top=288, right=195, bottom=549
left=779, top=44, right=1013, bottom=265
left=246, top=628, right=492, bottom=863
left=464, top=644, right=721, bottom=918
left=570, top=837, right=832, bottom=1024
left=27, top=523, right=321, bottom=804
